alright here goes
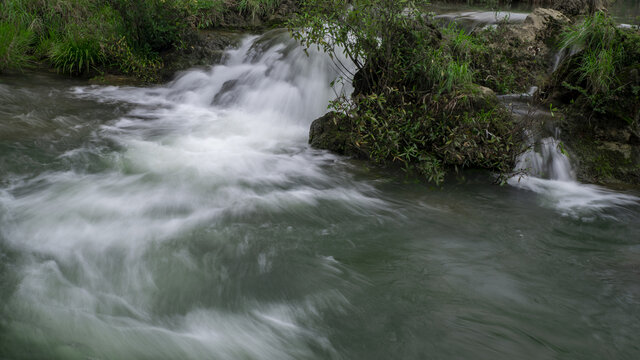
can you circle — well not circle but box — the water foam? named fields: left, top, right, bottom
left=0, top=29, right=372, bottom=359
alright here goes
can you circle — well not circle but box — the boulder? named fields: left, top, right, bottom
left=309, top=112, right=355, bottom=155
left=513, top=8, right=570, bottom=43
left=552, top=0, right=609, bottom=17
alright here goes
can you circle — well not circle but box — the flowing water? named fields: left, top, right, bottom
left=2, top=30, right=640, bottom=359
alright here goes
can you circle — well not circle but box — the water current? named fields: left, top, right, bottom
left=1, top=29, right=640, bottom=359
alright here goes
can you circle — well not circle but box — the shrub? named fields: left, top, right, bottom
left=108, top=0, right=194, bottom=52
left=291, top=0, right=523, bottom=183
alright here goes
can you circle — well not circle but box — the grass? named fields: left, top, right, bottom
left=0, top=0, right=287, bottom=78
left=0, top=21, right=33, bottom=72
left=238, top=0, right=282, bottom=19
left=554, top=11, right=640, bottom=123
left=48, top=28, right=103, bottom=74
left=560, top=12, right=621, bottom=96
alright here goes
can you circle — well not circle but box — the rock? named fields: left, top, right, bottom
left=88, top=74, right=144, bottom=86
left=513, top=8, right=570, bottom=43
left=267, top=0, right=299, bottom=25
left=552, top=0, right=609, bottom=17
left=599, top=141, right=633, bottom=159
left=309, top=112, right=355, bottom=155
left=465, top=84, right=499, bottom=110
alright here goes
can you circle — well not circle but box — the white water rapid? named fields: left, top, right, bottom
left=0, top=30, right=383, bottom=359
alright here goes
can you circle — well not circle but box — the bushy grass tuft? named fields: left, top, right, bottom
left=560, top=11, right=622, bottom=96
left=555, top=11, right=640, bottom=124
left=48, top=28, right=103, bottom=74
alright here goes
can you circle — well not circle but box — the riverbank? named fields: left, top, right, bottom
left=0, top=0, right=297, bottom=83
left=3, top=0, right=639, bottom=186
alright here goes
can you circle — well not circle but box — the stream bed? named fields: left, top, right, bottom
left=1, top=29, right=640, bottom=360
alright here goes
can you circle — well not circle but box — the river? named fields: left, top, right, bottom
left=1, top=27, right=640, bottom=359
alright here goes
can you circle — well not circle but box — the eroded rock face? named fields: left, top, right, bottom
left=512, top=8, right=571, bottom=43
left=514, top=8, right=571, bottom=43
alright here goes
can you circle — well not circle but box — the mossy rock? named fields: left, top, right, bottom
left=309, top=112, right=359, bottom=156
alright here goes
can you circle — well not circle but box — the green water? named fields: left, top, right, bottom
left=1, top=32, right=640, bottom=360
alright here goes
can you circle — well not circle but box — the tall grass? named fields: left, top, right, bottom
left=0, top=21, right=33, bottom=72
left=556, top=11, right=640, bottom=126
left=48, top=28, right=103, bottom=74
left=560, top=12, right=622, bottom=96
left=238, top=0, right=282, bottom=19
left=0, top=0, right=288, bottom=78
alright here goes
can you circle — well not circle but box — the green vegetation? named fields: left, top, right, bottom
left=292, top=0, right=523, bottom=183
left=552, top=11, right=640, bottom=127
left=0, top=0, right=286, bottom=80
left=0, top=21, right=33, bottom=72
left=544, top=11, right=640, bottom=184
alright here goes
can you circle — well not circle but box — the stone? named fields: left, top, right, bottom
left=309, top=112, right=354, bottom=155
left=513, top=8, right=570, bottom=43
left=552, top=0, right=609, bottom=17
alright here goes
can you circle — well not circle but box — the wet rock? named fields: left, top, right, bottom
left=88, top=74, right=144, bottom=86
left=309, top=112, right=355, bottom=155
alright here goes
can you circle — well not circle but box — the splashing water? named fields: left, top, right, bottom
left=0, top=29, right=375, bottom=359
left=509, top=136, right=639, bottom=219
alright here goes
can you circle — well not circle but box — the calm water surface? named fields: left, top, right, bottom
left=1, top=30, right=639, bottom=360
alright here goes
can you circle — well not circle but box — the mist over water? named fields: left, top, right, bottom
left=1, top=30, right=640, bottom=359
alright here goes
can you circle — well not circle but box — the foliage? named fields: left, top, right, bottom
left=47, top=25, right=104, bottom=74
left=555, top=11, right=640, bottom=127
left=0, top=0, right=287, bottom=80
left=291, top=0, right=523, bottom=183
left=0, top=21, right=33, bottom=72
left=107, top=0, right=193, bottom=52
left=238, top=0, right=282, bottom=19
left=560, top=12, right=620, bottom=96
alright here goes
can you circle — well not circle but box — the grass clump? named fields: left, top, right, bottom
left=551, top=11, right=640, bottom=128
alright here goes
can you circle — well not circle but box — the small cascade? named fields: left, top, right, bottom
left=509, top=133, right=638, bottom=217
left=514, top=136, right=575, bottom=181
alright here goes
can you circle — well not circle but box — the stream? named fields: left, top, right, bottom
left=1, top=22, right=640, bottom=360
